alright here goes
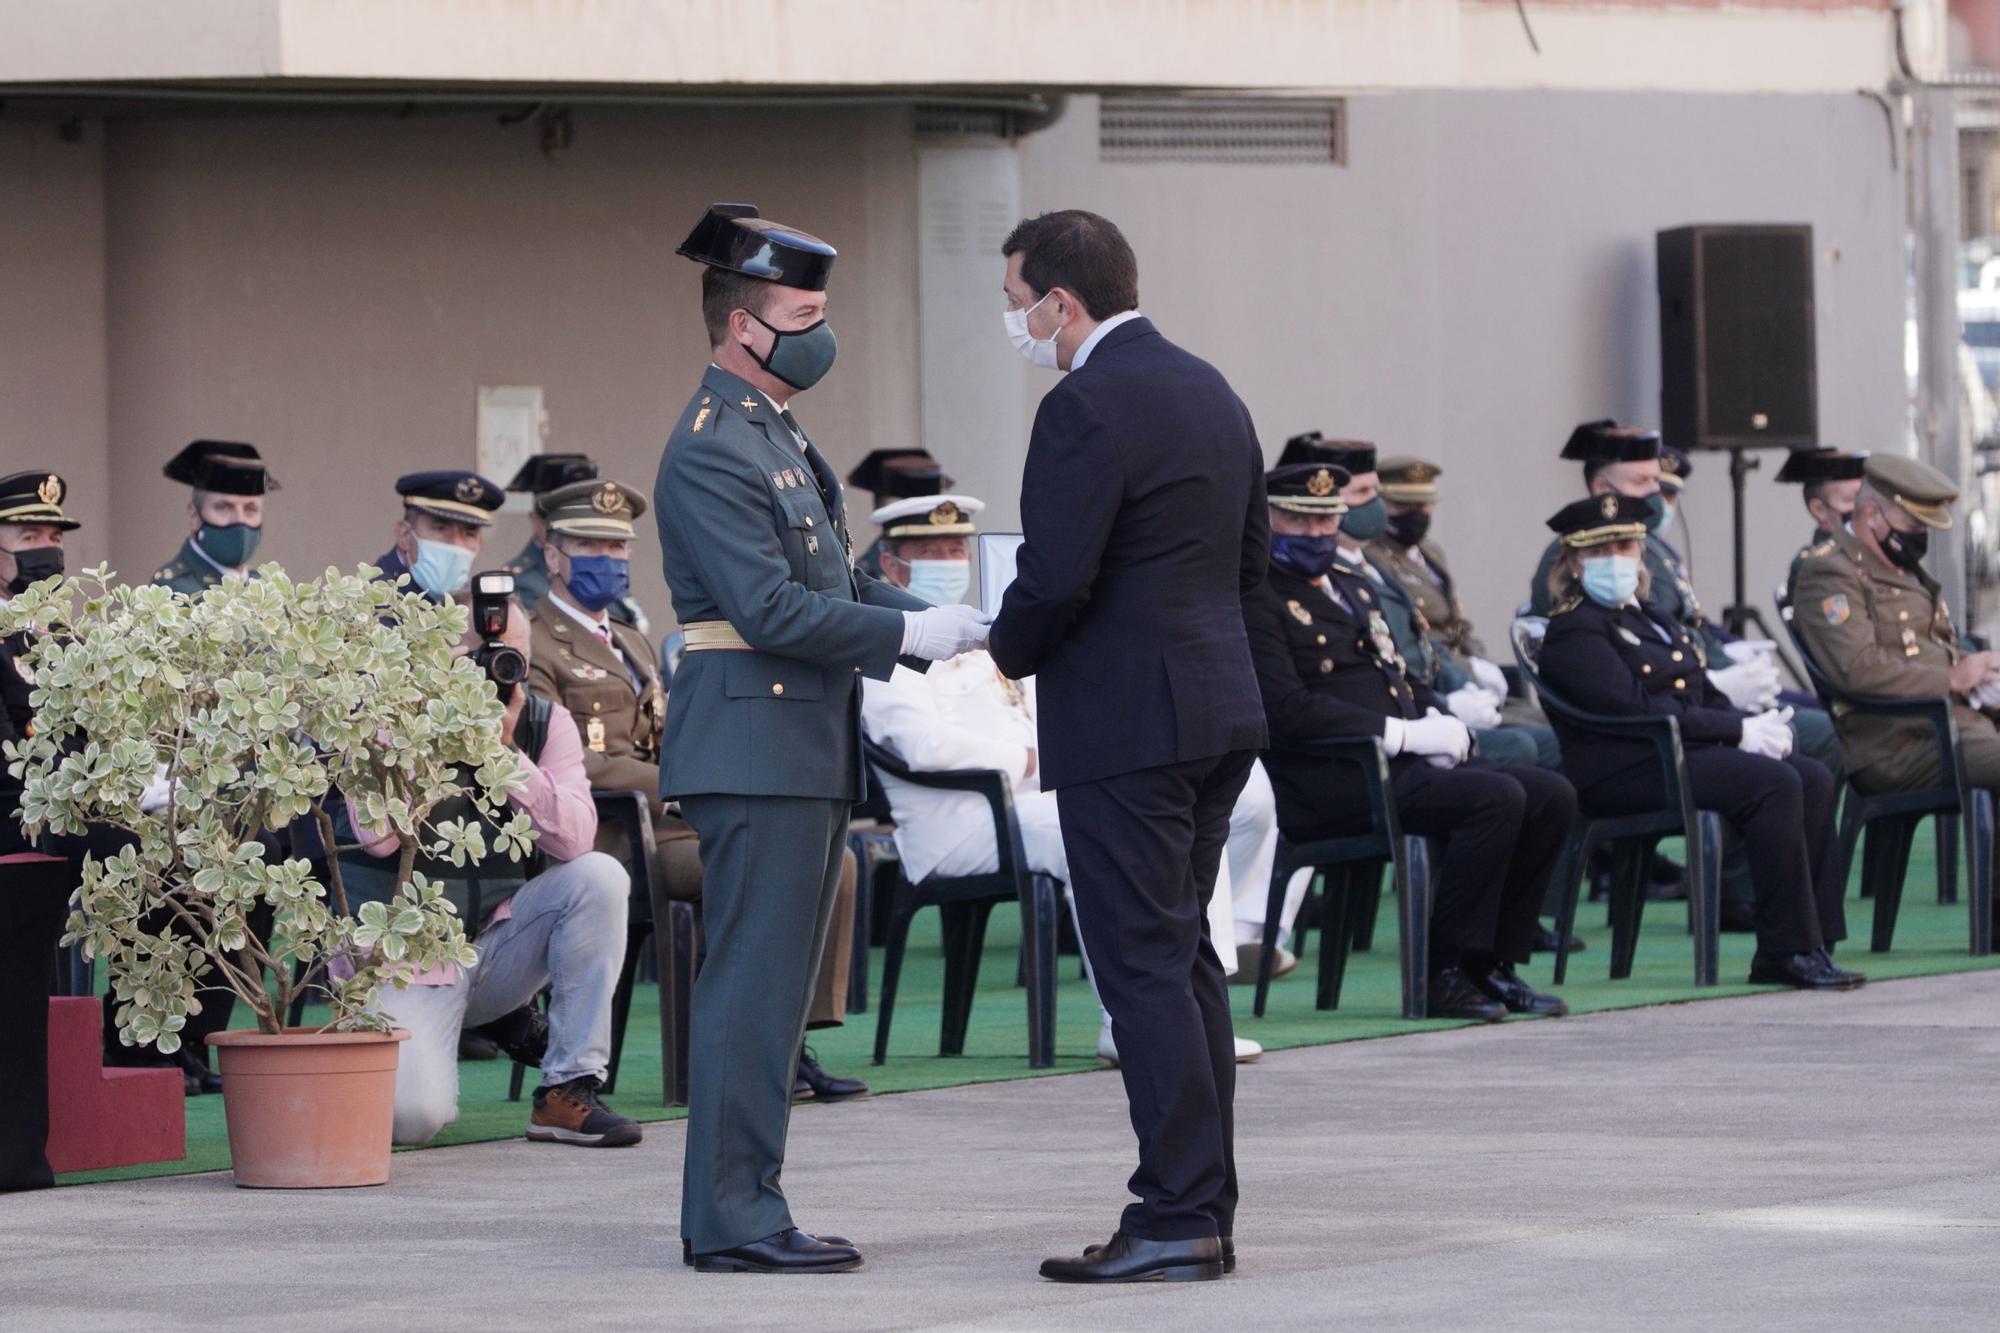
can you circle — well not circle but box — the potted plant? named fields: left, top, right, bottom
left=2, top=564, right=533, bottom=1188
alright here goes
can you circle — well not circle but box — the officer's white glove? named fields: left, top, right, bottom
left=138, top=762, right=174, bottom=814
left=1467, top=655, right=1509, bottom=701
left=1387, top=707, right=1471, bottom=768
left=901, top=604, right=992, bottom=661
left=1736, top=706, right=1795, bottom=760
left=1445, top=684, right=1503, bottom=731
left=1973, top=678, right=2000, bottom=712
left=1708, top=658, right=1780, bottom=712
left=1721, top=639, right=1778, bottom=666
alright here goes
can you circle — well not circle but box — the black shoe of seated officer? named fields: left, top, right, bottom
left=1041, top=1232, right=1224, bottom=1283
left=795, top=1046, right=869, bottom=1101
left=1530, top=922, right=1586, bottom=954
left=693, top=1227, right=862, bottom=1274
left=1748, top=949, right=1866, bottom=990
left=1472, top=961, right=1570, bottom=1017
left=1426, top=966, right=1508, bottom=1021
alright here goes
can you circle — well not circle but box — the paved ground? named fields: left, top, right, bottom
left=10, top=972, right=2000, bottom=1331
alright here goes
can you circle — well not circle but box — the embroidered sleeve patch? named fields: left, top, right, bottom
left=1822, top=595, right=1850, bottom=625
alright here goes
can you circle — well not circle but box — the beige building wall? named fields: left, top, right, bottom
left=0, top=124, right=111, bottom=565
left=93, top=105, right=920, bottom=623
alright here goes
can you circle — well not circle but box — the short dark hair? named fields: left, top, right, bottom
left=701, top=267, right=774, bottom=347
left=1582, top=460, right=1609, bottom=486
left=1801, top=479, right=1829, bottom=507
left=1001, top=210, right=1138, bottom=321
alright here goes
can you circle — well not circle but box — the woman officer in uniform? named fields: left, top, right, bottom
left=1534, top=494, right=1862, bottom=991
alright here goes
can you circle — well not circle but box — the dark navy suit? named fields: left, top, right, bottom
left=989, top=315, right=1267, bottom=1244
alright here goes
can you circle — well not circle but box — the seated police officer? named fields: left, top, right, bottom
left=1245, top=462, right=1577, bottom=1020
left=504, top=452, right=649, bottom=632
left=1793, top=455, right=2000, bottom=802
left=355, top=593, right=642, bottom=1147
left=1535, top=495, right=1861, bottom=989
left=152, top=440, right=276, bottom=593
left=524, top=477, right=867, bottom=1101
left=1774, top=448, right=1868, bottom=604
left=375, top=470, right=504, bottom=601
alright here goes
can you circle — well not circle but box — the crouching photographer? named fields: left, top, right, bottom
left=351, top=573, right=639, bottom=1148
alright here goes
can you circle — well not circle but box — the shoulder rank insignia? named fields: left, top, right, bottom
left=1806, top=540, right=1835, bottom=558
left=1616, top=626, right=1642, bottom=646
left=740, top=397, right=758, bottom=412
left=1821, top=595, right=1850, bottom=626
left=1285, top=599, right=1313, bottom=626
left=1551, top=595, right=1582, bottom=616
left=691, top=407, right=711, bottom=434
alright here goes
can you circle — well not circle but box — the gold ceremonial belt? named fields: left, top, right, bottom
left=681, top=620, right=752, bottom=653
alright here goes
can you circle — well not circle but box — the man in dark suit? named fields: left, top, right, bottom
left=987, top=210, right=1267, bottom=1285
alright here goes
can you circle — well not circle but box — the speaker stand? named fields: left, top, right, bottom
left=1719, top=446, right=1805, bottom=687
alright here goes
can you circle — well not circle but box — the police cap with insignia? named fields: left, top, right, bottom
left=1561, top=418, right=1661, bottom=463
left=1774, top=448, right=1868, bottom=485
left=1279, top=434, right=1376, bottom=476
left=0, top=471, right=81, bottom=530
left=540, top=478, right=646, bottom=540
left=676, top=203, right=837, bottom=291
left=847, top=448, right=955, bottom=503
left=1267, top=463, right=1351, bottom=515
left=163, top=440, right=277, bottom=495
left=1657, top=444, right=1693, bottom=492
left=872, top=493, right=985, bottom=539
left=1864, top=453, right=1957, bottom=530
left=1547, top=492, right=1652, bottom=547
left=1377, top=456, right=1442, bottom=504
left=396, top=470, right=503, bottom=528
left=506, top=453, right=599, bottom=495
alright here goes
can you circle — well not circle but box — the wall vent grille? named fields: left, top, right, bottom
left=1099, top=98, right=1344, bottom=165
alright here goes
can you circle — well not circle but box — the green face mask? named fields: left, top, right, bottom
left=747, top=311, right=838, bottom=391
left=196, top=522, right=262, bottom=568
left=1339, top=496, right=1387, bottom=542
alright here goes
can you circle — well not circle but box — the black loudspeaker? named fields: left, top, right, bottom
left=1657, top=224, right=1817, bottom=451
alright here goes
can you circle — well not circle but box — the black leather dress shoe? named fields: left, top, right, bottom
left=1748, top=950, right=1867, bottom=990
left=1426, top=967, right=1508, bottom=1022
left=692, top=1228, right=862, bottom=1274
left=1473, top=964, right=1569, bottom=1017
left=796, top=1047, right=869, bottom=1101
left=1811, top=948, right=1866, bottom=988
left=1085, top=1233, right=1234, bottom=1273
left=1530, top=923, right=1586, bottom=954
left=684, top=1231, right=852, bottom=1267
left=1041, top=1233, right=1223, bottom=1283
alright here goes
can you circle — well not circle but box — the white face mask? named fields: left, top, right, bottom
left=905, top=558, right=972, bottom=607
left=1002, top=291, right=1062, bottom=370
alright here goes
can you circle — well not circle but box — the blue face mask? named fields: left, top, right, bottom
left=1338, top=495, right=1387, bottom=542
left=1271, top=533, right=1343, bottom=579
left=563, top=553, right=631, bottom=612
left=410, top=538, right=473, bottom=601
left=748, top=311, right=838, bottom=391
left=1581, top=553, right=1641, bottom=607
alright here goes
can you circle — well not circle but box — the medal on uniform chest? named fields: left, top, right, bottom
left=1902, top=626, right=1921, bottom=658
left=1366, top=610, right=1400, bottom=664
left=1616, top=627, right=1643, bottom=646
left=1286, top=599, right=1313, bottom=627
left=586, top=717, right=608, bottom=752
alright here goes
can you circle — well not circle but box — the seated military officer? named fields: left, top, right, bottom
left=1774, top=448, right=1868, bottom=603
left=151, top=440, right=276, bottom=594
left=374, top=470, right=504, bottom=602
left=523, top=478, right=867, bottom=1100
left=1245, top=462, right=1578, bottom=1021
left=503, top=452, right=650, bottom=632
left=1793, top=455, right=2000, bottom=803
left=1535, top=495, right=1862, bottom=989
left=859, top=492, right=1284, bottom=1063
left=845, top=448, right=953, bottom=580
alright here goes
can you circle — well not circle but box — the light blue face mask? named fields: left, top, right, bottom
left=411, top=537, right=473, bottom=600
left=905, top=559, right=971, bottom=606
left=1581, top=553, right=1640, bottom=607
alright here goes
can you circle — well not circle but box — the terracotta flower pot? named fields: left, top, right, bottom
left=206, top=1027, right=409, bottom=1188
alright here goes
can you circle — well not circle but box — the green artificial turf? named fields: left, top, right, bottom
left=57, top=823, right=2000, bottom=1186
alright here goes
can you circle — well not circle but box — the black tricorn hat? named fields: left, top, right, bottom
left=163, top=440, right=277, bottom=495
left=1774, top=448, right=1868, bottom=485
left=676, top=203, right=837, bottom=292
left=1280, top=434, right=1376, bottom=476
left=506, top=453, right=599, bottom=494
left=847, top=449, right=953, bottom=501
left=1561, top=419, right=1661, bottom=464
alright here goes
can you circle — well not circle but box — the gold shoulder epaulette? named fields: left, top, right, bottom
left=1552, top=595, right=1583, bottom=616
left=1804, top=540, right=1835, bottom=559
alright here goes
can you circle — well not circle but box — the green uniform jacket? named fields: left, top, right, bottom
left=1358, top=550, right=1462, bottom=691
left=1792, top=525, right=1969, bottom=783
left=651, top=365, right=927, bottom=802
left=1367, top=535, right=1485, bottom=661
left=151, top=537, right=233, bottom=595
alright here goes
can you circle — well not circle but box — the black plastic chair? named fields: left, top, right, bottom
left=1778, top=602, right=1994, bottom=956
left=1253, top=736, right=1432, bottom=1020
left=863, top=738, right=1060, bottom=1069
left=1510, top=617, right=1724, bottom=987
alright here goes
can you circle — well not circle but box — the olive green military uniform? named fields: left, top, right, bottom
left=1793, top=524, right=2000, bottom=793
left=151, top=537, right=228, bottom=595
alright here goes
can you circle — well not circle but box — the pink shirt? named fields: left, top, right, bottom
left=354, top=700, right=600, bottom=984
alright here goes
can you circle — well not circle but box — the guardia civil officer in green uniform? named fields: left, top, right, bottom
left=151, top=440, right=276, bottom=594
left=1774, top=448, right=1868, bottom=604
left=655, top=204, right=989, bottom=1274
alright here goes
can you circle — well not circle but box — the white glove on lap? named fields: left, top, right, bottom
left=1736, top=706, right=1795, bottom=760
left=1973, top=679, right=2000, bottom=712
left=901, top=605, right=993, bottom=661
left=1391, top=707, right=1471, bottom=767
left=1445, top=684, right=1503, bottom=731
left=1709, top=658, right=1780, bottom=713
left=1721, top=639, right=1778, bottom=666
left=1467, top=656, right=1509, bottom=701
left=138, top=762, right=173, bottom=814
